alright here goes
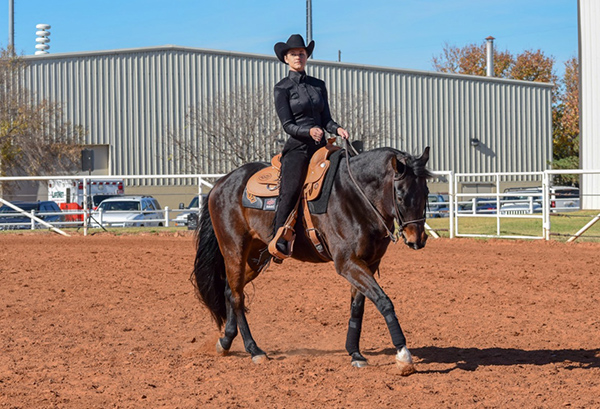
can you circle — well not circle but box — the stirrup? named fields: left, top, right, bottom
left=268, top=226, right=295, bottom=261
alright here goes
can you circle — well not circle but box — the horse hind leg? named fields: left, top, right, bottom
left=216, top=284, right=238, bottom=355
left=235, top=304, right=269, bottom=364
left=215, top=274, right=268, bottom=363
left=225, top=260, right=269, bottom=364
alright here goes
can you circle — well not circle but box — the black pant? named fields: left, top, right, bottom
left=274, top=142, right=320, bottom=233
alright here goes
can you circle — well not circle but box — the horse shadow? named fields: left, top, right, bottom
left=368, top=346, right=600, bottom=373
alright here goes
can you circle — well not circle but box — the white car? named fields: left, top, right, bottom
left=173, top=195, right=206, bottom=227
left=549, top=186, right=580, bottom=212
left=91, top=196, right=163, bottom=227
left=500, top=186, right=580, bottom=214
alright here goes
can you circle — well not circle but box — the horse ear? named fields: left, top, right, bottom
left=392, top=155, right=407, bottom=180
left=418, top=146, right=430, bottom=165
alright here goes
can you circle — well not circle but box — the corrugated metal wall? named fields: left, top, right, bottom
left=579, top=0, right=600, bottom=209
left=22, top=45, right=552, bottom=181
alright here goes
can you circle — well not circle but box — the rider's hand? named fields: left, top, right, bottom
left=310, top=127, right=324, bottom=142
left=337, top=127, right=349, bottom=140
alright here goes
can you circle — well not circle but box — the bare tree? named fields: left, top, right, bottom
left=332, top=91, right=396, bottom=151
left=168, top=86, right=283, bottom=174
left=167, top=87, right=396, bottom=173
left=0, top=48, right=84, bottom=194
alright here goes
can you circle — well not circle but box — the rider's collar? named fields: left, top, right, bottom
left=288, top=70, right=307, bottom=84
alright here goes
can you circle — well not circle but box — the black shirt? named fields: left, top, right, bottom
left=274, top=70, right=340, bottom=150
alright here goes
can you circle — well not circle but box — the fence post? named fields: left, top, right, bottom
left=449, top=171, right=455, bottom=239
left=542, top=172, right=551, bottom=240
left=164, top=206, right=170, bottom=227
left=83, top=176, right=89, bottom=236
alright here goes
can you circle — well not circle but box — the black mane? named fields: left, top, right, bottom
left=370, top=147, right=434, bottom=179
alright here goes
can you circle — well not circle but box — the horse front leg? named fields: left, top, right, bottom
left=346, top=287, right=368, bottom=367
left=337, top=258, right=416, bottom=375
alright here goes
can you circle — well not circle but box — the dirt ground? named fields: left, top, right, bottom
left=0, top=232, right=599, bottom=408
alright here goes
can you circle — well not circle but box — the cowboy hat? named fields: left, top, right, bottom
left=274, top=34, right=315, bottom=63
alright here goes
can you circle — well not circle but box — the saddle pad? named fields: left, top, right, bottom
left=307, top=149, right=344, bottom=214
left=242, top=189, right=278, bottom=211
left=241, top=148, right=345, bottom=214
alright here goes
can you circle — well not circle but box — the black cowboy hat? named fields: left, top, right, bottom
left=274, top=34, right=315, bottom=63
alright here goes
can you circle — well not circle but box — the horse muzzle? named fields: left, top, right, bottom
left=401, top=223, right=428, bottom=250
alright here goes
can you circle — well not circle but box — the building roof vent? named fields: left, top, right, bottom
left=485, top=36, right=495, bottom=77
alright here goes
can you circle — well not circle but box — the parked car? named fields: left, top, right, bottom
left=549, top=186, right=580, bottom=212
left=500, top=186, right=580, bottom=214
left=427, top=193, right=449, bottom=218
left=89, top=194, right=122, bottom=210
left=458, top=197, right=497, bottom=214
left=91, top=196, right=163, bottom=227
left=499, top=188, right=542, bottom=214
left=173, top=194, right=206, bottom=227
left=0, top=201, right=64, bottom=230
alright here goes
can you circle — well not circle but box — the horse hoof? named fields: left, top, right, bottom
left=396, top=361, right=416, bottom=376
left=395, top=346, right=416, bottom=376
left=251, top=354, right=269, bottom=364
left=351, top=359, right=369, bottom=368
left=216, top=339, right=229, bottom=356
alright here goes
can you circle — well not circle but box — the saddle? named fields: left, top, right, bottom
left=245, top=138, right=341, bottom=261
left=246, top=139, right=339, bottom=200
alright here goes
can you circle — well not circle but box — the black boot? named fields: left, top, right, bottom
left=276, top=238, right=288, bottom=255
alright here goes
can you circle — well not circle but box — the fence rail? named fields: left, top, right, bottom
left=1, top=169, right=600, bottom=240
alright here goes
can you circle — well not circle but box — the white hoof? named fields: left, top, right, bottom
left=351, top=359, right=369, bottom=368
left=251, top=354, right=269, bottom=364
left=216, top=339, right=229, bottom=356
left=395, top=346, right=416, bottom=376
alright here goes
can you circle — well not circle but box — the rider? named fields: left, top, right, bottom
left=269, top=34, right=349, bottom=259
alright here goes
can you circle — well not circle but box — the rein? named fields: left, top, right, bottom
left=343, top=140, right=399, bottom=243
left=342, top=140, right=427, bottom=243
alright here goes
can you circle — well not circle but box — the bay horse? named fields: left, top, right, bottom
left=191, top=145, right=431, bottom=375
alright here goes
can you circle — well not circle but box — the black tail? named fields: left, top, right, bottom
left=191, top=193, right=227, bottom=329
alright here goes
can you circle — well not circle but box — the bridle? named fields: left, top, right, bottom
left=392, top=164, right=428, bottom=230
left=343, top=140, right=426, bottom=243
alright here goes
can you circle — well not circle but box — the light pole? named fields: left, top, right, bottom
left=8, top=0, right=14, bottom=53
left=306, top=0, right=312, bottom=58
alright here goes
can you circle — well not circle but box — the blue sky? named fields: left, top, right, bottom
left=2, top=0, right=578, bottom=75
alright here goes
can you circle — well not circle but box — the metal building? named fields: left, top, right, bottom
left=22, top=45, right=553, bottom=187
left=579, top=0, right=600, bottom=209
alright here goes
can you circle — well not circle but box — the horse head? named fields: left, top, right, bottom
left=392, top=147, right=431, bottom=250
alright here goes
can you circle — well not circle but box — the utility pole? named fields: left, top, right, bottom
left=306, top=0, right=312, bottom=58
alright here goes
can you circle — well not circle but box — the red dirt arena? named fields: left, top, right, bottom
left=0, top=232, right=599, bottom=408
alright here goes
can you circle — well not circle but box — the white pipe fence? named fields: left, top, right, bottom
left=1, top=169, right=599, bottom=240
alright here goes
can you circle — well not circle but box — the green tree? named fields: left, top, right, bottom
left=0, top=48, right=84, bottom=193
left=551, top=57, right=579, bottom=185
left=432, top=42, right=514, bottom=78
